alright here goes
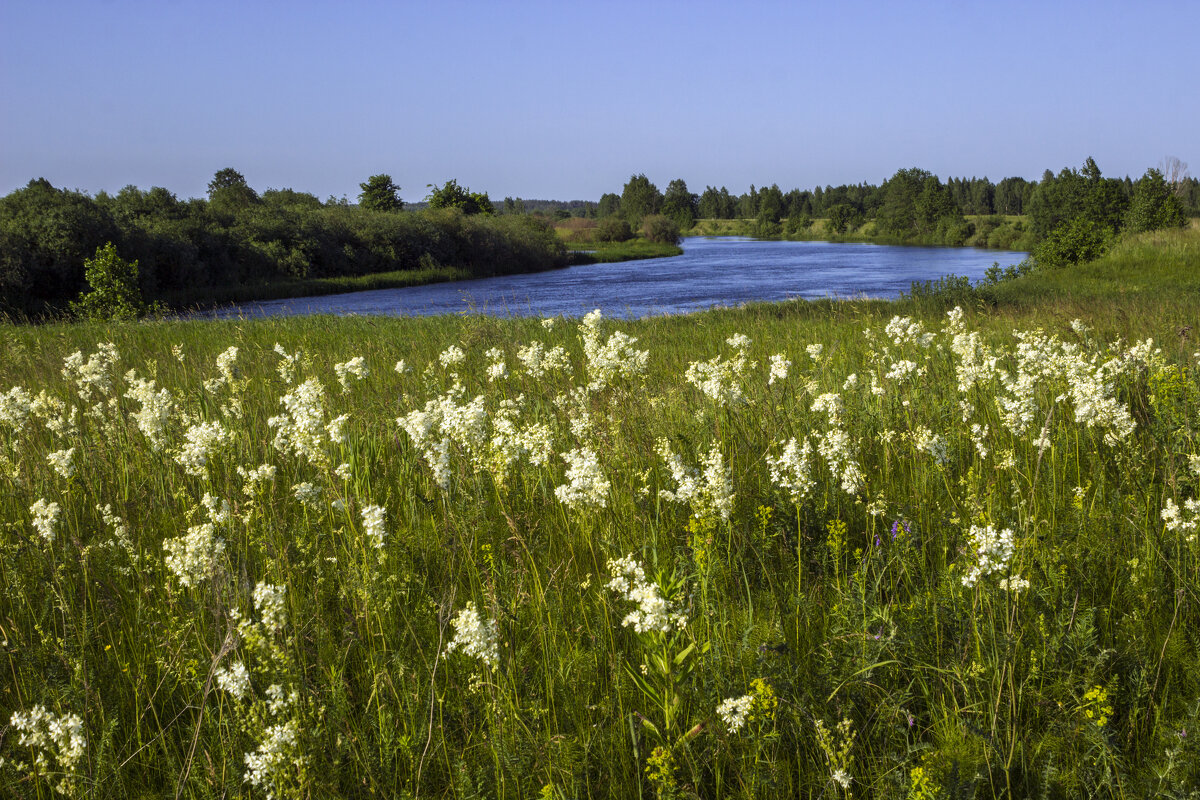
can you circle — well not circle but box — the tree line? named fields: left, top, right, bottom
left=2, top=158, right=1195, bottom=317
left=593, top=158, right=1196, bottom=253
left=0, top=170, right=566, bottom=316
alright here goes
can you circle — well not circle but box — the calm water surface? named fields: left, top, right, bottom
left=211, top=237, right=1027, bottom=320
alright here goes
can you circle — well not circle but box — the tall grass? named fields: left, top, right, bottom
left=0, top=232, right=1198, bottom=798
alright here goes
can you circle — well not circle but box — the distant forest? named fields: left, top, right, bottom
left=0, top=158, right=1194, bottom=316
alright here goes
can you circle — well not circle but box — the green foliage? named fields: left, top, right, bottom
left=206, top=167, right=259, bottom=214
left=1033, top=217, right=1114, bottom=268
left=825, top=203, right=858, bottom=235
left=661, top=179, right=698, bottom=229
left=357, top=174, right=403, bottom=213
left=426, top=179, right=494, bottom=215
left=594, top=216, right=634, bottom=243
left=620, top=174, right=663, bottom=227
left=1126, top=168, right=1188, bottom=233
left=641, top=214, right=681, bottom=245
left=69, top=242, right=151, bottom=321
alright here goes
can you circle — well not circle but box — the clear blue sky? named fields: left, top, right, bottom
left=2, top=0, right=1195, bottom=202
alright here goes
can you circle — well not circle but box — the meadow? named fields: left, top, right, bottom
left=1, top=227, right=1198, bottom=799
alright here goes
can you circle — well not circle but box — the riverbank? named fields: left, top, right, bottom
left=149, top=236, right=683, bottom=313
left=687, top=214, right=1038, bottom=250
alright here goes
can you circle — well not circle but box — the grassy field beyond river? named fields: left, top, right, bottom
left=1, top=227, right=1198, bottom=798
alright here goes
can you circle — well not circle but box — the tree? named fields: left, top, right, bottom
left=661, top=179, right=698, bottom=229
left=597, top=193, right=621, bottom=219
left=641, top=214, right=680, bottom=245
left=358, top=174, right=403, bottom=212
left=206, top=167, right=258, bottom=213
left=825, top=204, right=857, bottom=235
left=1126, top=168, right=1188, bottom=233
left=1158, top=156, right=1190, bottom=198
left=70, top=242, right=150, bottom=321
left=620, top=174, right=662, bottom=226
left=426, top=180, right=494, bottom=215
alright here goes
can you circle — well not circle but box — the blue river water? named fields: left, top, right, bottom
left=209, top=237, right=1027, bottom=320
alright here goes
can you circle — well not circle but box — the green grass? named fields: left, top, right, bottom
left=1, top=228, right=1199, bottom=798
left=566, top=238, right=684, bottom=263
left=156, top=265, right=476, bottom=310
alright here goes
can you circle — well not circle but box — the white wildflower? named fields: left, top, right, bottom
left=960, top=524, right=1016, bottom=587
left=607, top=554, right=687, bottom=634
left=579, top=310, right=649, bottom=392
left=445, top=602, right=499, bottom=667
left=806, top=343, right=824, bottom=361
left=237, top=464, right=277, bottom=495
left=254, top=582, right=287, bottom=630
left=30, top=498, right=61, bottom=543
left=47, top=448, right=75, bottom=480
left=657, top=440, right=735, bottom=522
left=768, top=354, right=791, bottom=385
left=124, top=371, right=175, bottom=451
left=164, top=523, right=225, bottom=587
left=717, top=695, right=754, bottom=733
left=766, top=437, right=816, bottom=504
left=216, top=662, right=251, bottom=699
left=243, top=719, right=302, bottom=799
left=10, top=705, right=87, bottom=778
left=291, top=482, right=322, bottom=507
left=438, top=345, right=466, bottom=368
left=176, top=420, right=229, bottom=477
left=361, top=504, right=387, bottom=549
left=61, top=342, right=119, bottom=400
left=333, top=356, right=369, bottom=392
left=554, top=447, right=610, bottom=509
left=326, top=413, right=350, bottom=444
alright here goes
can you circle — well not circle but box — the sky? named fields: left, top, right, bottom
left=2, top=0, right=1197, bottom=203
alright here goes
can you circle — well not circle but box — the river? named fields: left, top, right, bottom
left=209, top=237, right=1027, bottom=319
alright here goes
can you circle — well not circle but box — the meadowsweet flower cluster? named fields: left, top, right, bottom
left=164, top=522, right=226, bottom=587
left=960, top=524, right=1016, bottom=587
left=333, top=356, right=369, bottom=392
left=766, top=437, right=816, bottom=504
left=30, top=498, right=61, bottom=543
left=445, top=602, right=499, bottom=668
left=516, top=340, right=572, bottom=379
left=254, top=582, right=288, bottom=630
left=46, top=447, right=75, bottom=479
left=554, top=447, right=610, bottom=509
left=62, top=342, right=119, bottom=400
left=176, top=420, right=230, bottom=477
left=10, top=704, right=87, bottom=792
left=243, top=719, right=302, bottom=800
left=685, top=335, right=756, bottom=407
left=124, top=371, right=175, bottom=451
left=216, top=661, right=252, bottom=699
left=717, top=694, right=753, bottom=732
left=657, top=440, right=735, bottom=522
left=438, top=345, right=466, bottom=369
left=269, top=378, right=331, bottom=467
left=606, top=555, right=687, bottom=634
left=360, top=504, right=387, bottom=549
left=579, top=310, right=649, bottom=392
left=768, top=353, right=791, bottom=385
left=238, top=463, right=277, bottom=494
left=717, top=678, right=778, bottom=734
left=1161, top=497, right=1200, bottom=538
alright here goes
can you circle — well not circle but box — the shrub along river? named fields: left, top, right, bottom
left=211, top=237, right=1028, bottom=319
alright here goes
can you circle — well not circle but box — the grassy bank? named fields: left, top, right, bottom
left=157, top=264, right=476, bottom=310
left=688, top=215, right=1037, bottom=251
left=1, top=229, right=1198, bottom=798
left=567, top=238, right=684, bottom=263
